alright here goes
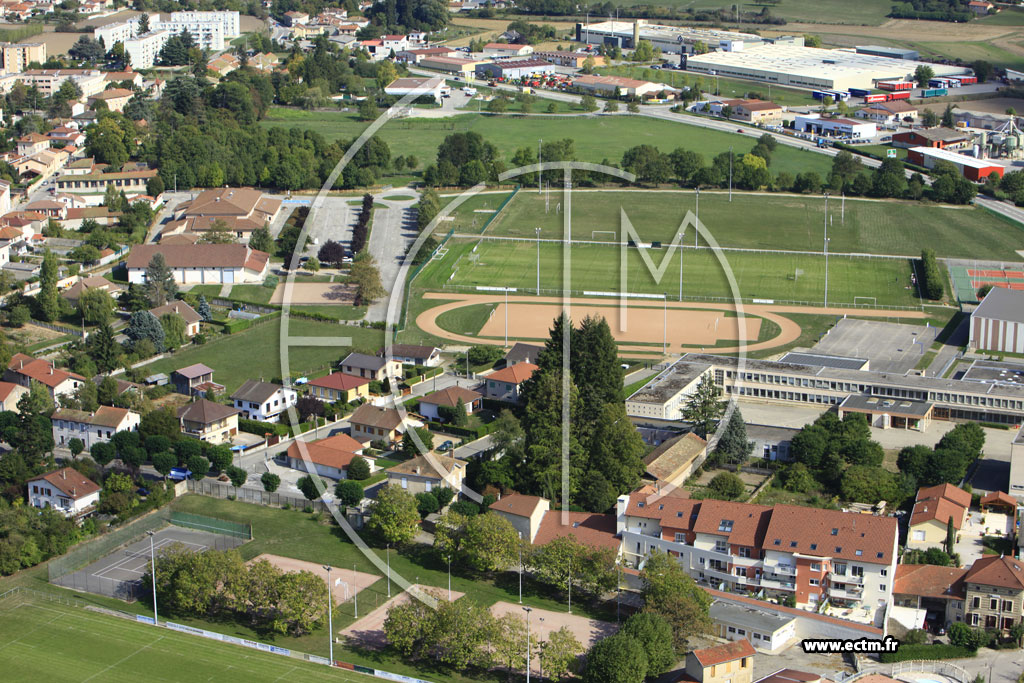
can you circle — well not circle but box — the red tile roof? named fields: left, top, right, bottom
left=28, top=467, right=99, bottom=500
left=487, top=362, right=537, bottom=385
left=309, top=372, right=370, bottom=391
left=910, top=483, right=970, bottom=530
left=691, top=639, right=756, bottom=667
left=918, top=483, right=972, bottom=508
left=532, top=510, right=619, bottom=551
left=7, top=354, right=85, bottom=388
left=980, top=490, right=1016, bottom=509
left=893, top=563, right=966, bottom=599
left=490, top=493, right=546, bottom=518
left=964, top=555, right=1024, bottom=591
left=286, top=434, right=367, bottom=471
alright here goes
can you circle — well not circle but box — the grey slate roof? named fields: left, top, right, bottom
left=230, top=379, right=282, bottom=404
left=974, top=286, right=1024, bottom=325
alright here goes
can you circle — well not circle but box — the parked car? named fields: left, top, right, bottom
left=437, top=440, right=454, bottom=452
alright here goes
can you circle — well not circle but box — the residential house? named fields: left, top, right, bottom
left=282, top=10, right=309, bottom=25
left=23, top=199, right=67, bottom=220
left=54, top=163, right=158, bottom=205
left=418, top=386, right=482, bottom=422
left=484, top=362, right=537, bottom=402
left=684, top=639, right=756, bottom=683
left=504, top=342, right=542, bottom=366
left=856, top=106, right=899, bottom=123
left=349, top=403, right=409, bottom=444
left=968, top=1, right=994, bottom=15
left=103, top=70, right=144, bottom=88
left=125, top=244, right=270, bottom=285
left=908, top=483, right=971, bottom=546
left=382, top=344, right=441, bottom=367
left=86, top=88, right=134, bottom=113
left=208, top=53, right=240, bottom=76
left=963, top=555, right=1024, bottom=631
left=4, top=353, right=85, bottom=400
left=876, top=100, right=918, bottom=120
left=230, top=379, right=298, bottom=422
left=149, top=300, right=202, bottom=338
left=308, top=372, right=371, bottom=403
left=167, top=187, right=282, bottom=242
left=490, top=493, right=550, bottom=542
left=0, top=381, right=27, bottom=411
left=642, top=432, right=707, bottom=487
left=16, top=132, right=49, bottom=156
left=171, top=363, right=221, bottom=396
left=281, top=433, right=372, bottom=480
left=249, top=52, right=280, bottom=71
left=893, top=563, right=967, bottom=630
left=177, top=398, right=240, bottom=444
left=397, top=47, right=460, bottom=63
left=26, top=467, right=100, bottom=517
left=339, top=352, right=403, bottom=382
left=385, top=453, right=465, bottom=495
left=617, top=494, right=899, bottom=624
left=51, top=405, right=140, bottom=450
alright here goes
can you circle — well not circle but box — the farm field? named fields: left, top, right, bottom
left=481, top=190, right=1024, bottom=260
left=259, top=109, right=834, bottom=178
left=0, top=593, right=352, bottom=683
left=592, top=0, right=895, bottom=24
left=141, top=319, right=384, bottom=394
left=417, top=238, right=921, bottom=307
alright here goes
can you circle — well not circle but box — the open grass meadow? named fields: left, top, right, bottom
left=588, top=0, right=894, bottom=24
left=260, top=108, right=834, bottom=179
left=0, top=593, right=351, bottom=683
left=482, top=190, right=1024, bottom=260
left=141, top=319, right=384, bottom=394
left=417, top=238, right=922, bottom=307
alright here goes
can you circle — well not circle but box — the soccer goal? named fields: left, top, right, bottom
left=854, top=296, right=877, bottom=307
left=591, top=231, right=617, bottom=242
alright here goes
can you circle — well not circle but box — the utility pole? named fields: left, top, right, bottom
left=535, top=227, right=541, bottom=294
left=353, top=565, right=358, bottom=618
left=518, top=532, right=523, bottom=603
left=523, top=606, right=533, bottom=683
left=323, top=565, right=334, bottom=664
left=504, top=287, right=508, bottom=346
left=386, top=544, right=391, bottom=598
left=538, top=139, right=542, bottom=194
left=146, top=530, right=158, bottom=625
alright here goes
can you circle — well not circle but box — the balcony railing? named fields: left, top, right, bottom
left=760, top=577, right=796, bottom=590
left=833, top=573, right=864, bottom=584
left=828, top=585, right=864, bottom=600
left=765, top=563, right=797, bottom=576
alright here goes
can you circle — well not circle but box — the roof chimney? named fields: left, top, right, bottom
left=415, top=466, right=421, bottom=474
left=61, top=469, right=66, bottom=479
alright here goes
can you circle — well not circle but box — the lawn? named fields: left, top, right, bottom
left=260, top=108, right=834, bottom=179
left=435, top=302, right=497, bottom=335
left=589, top=0, right=894, bottom=25
left=190, top=284, right=276, bottom=306
left=482, top=190, right=1024, bottom=260
left=142, top=319, right=384, bottom=394
left=907, top=41, right=1024, bottom=72
left=593, top=65, right=818, bottom=106
left=435, top=190, right=516, bottom=235
left=0, top=594, right=351, bottom=683
left=419, top=238, right=922, bottom=307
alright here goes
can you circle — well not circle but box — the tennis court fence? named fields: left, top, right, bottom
left=170, top=511, right=252, bottom=540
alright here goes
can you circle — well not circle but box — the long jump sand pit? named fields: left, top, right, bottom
left=247, top=554, right=379, bottom=606
left=489, top=601, right=617, bottom=649
left=479, top=303, right=761, bottom=349
left=269, top=282, right=357, bottom=305
left=340, top=584, right=464, bottom=648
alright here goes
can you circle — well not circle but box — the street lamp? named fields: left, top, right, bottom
left=823, top=192, right=830, bottom=308
left=535, top=227, right=542, bottom=295
left=386, top=544, right=391, bottom=598
left=323, top=565, right=334, bottom=664
left=146, top=530, right=157, bottom=625
left=518, top=532, right=523, bottom=604
left=353, top=564, right=358, bottom=618
left=447, top=554, right=452, bottom=602
left=523, top=606, right=533, bottom=683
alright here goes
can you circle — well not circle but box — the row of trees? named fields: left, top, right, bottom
left=145, top=546, right=328, bottom=635
left=919, top=248, right=944, bottom=300
left=352, top=192, right=373, bottom=254
left=897, top=423, right=985, bottom=487
left=470, top=315, right=646, bottom=512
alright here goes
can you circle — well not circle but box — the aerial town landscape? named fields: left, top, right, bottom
left=6, top=1, right=1024, bottom=682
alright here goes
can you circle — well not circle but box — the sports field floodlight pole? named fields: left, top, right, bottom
left=523, top=606, right=533, bottom=683
left=663, top=296, right=667, bottom=354
left=728, top=146, right=733, bottom=202
left=694, top=187, right=699, bottom=247
left=505, top=287, right=508, bottom=346
left=386, top=543, right=391, bottom=598
left=146, top=530, right=157, bottom=625
left=323, top=565, right=334, bottom=664
left=518, top=531, right=523, bottom=603
left=353, top=564, right=358, bottom=618
left=823, top=192, right=830, bottom=308
left=535, top=227, right=541, bottom=294
left=538, top=139, right=542, bottom=194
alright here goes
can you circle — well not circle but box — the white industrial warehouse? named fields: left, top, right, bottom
left=577, top=19, right=764, bottom=55
left=685, top=43, right=970, bottom=91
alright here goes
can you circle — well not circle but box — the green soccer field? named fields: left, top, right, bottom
left=481, top=190, right=1024, bottom=261
left=419, top=239, right=921, bottom=307
left=0, top=594, right=351, bottom=683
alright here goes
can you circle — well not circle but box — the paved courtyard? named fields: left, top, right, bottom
left=810, top=318, right=939, bottom=374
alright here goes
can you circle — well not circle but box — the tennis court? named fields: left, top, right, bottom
left=53, top=527, right=246, bottom=600
left=951, top=266, right=1024, bottom=303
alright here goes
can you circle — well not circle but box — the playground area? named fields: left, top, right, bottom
left=269, top=282, right=357, bottom=305
left=247, top=554, right=378, bottom=606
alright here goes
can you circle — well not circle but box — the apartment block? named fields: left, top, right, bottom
left=0, top=42, right=45, bottom=74
left=167, top=10, right=240, bottom=38
left=616, top=493, right=898, bottom=626
left=124, top=30, right=171, bottom=70
left=157, top=19, right=224, bottom=50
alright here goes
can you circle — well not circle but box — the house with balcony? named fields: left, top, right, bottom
left=339, top=352, right=402, bottom=382
left=27, top=467, right=100, bottom=517
left=963, top=555, right=1024, bottom=632
left=385, top=453, right=465, bottom=495
left=177, top=398, right=239, bottom=444
left=616, top=493, right=898, bottom=626
left=172, top=363, right=222, bottom=396
left=349, top=403, right=412, bottom=445
left=381, top=344, right=441, bottom=367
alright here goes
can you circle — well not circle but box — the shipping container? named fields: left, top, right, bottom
left=864, top=93, right=888, bottom=103
left=957, top=75, right=978, bottom=85
left=878, top=80, right=913, bottom=91
left=921, top=88, right=948, bottom=98
left=848, top=88, right=871, bottom=97
left=887, top=91, right=911, bottom=101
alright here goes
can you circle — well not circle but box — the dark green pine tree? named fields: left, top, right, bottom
left=572, top=315, right=624, bottom=424
left=713, top=407, right=754, bottom=465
